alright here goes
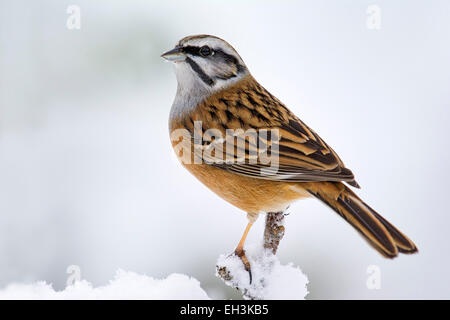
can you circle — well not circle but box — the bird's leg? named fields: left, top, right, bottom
left=234, top=222, right=253, bottom=283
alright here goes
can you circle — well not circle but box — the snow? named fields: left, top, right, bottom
left=0, top=248, right=308, bottom=300
left=216, top=243, right=309, bottom=300
left=0, top=270, right=209, bottom=300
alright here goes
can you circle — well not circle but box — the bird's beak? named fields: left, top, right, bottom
left=161, top=46, right=186, bottom=62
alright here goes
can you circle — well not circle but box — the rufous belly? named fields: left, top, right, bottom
left=182, top=163, right=311, bottom=215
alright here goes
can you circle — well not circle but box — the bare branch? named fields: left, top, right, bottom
left=216, top=211, right=286, bottom=300
left=264, top=211, right=285, bottom=254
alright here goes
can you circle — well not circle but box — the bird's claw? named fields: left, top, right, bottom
left=234, top=248, right=252, bottom=284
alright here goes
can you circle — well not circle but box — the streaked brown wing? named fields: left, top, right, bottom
left=185, top=75, right=359, bottom=187
left=214, top=118, right=358, bottom=187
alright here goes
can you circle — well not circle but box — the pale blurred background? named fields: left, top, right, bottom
left=0, top=0, right=449, bottom=299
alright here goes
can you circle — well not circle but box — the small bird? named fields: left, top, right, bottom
left=162, top=35, right=417, bottom=278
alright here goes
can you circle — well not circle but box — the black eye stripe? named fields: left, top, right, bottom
left=181, top=46, right=246, bottom=72
left=181, top=45, right=247, bottom=83
left=182, top=45, right=212, bottom=57
left=181, top=46, right=204, bottom=56
left=214, top=49, right=247, bottom=74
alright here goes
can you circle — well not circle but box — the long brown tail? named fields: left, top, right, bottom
left=306, top=182, right=418, bottom=258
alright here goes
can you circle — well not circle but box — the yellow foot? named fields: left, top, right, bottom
left=235, top=248, right=252, bottom=284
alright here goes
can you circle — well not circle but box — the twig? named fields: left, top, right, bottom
left=263, top=211, right=285, bottom=254
left=216, top=211, right=286, bottom=299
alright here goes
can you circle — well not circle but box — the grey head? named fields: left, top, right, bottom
left=162, top=35, right=249, bottom=120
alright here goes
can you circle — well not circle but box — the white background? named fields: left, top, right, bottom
left=0, top=0, right=449, bottom=299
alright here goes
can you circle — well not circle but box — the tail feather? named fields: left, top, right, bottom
left=364, top=203, right=418, bottom=254
left=307, top=182, right=418, bottom=258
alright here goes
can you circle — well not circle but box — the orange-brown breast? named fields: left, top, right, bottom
left=180, top=162, right=310, bottom=214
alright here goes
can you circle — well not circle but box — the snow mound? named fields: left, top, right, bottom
left=0, top=270, right=209, bottom=300
left=216, top=243, right=308, bottom=300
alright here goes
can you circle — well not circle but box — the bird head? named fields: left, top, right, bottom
left=162, top=35, right=248, bottom=93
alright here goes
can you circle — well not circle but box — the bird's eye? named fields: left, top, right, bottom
left=199, top=46, right=212, bottom=57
